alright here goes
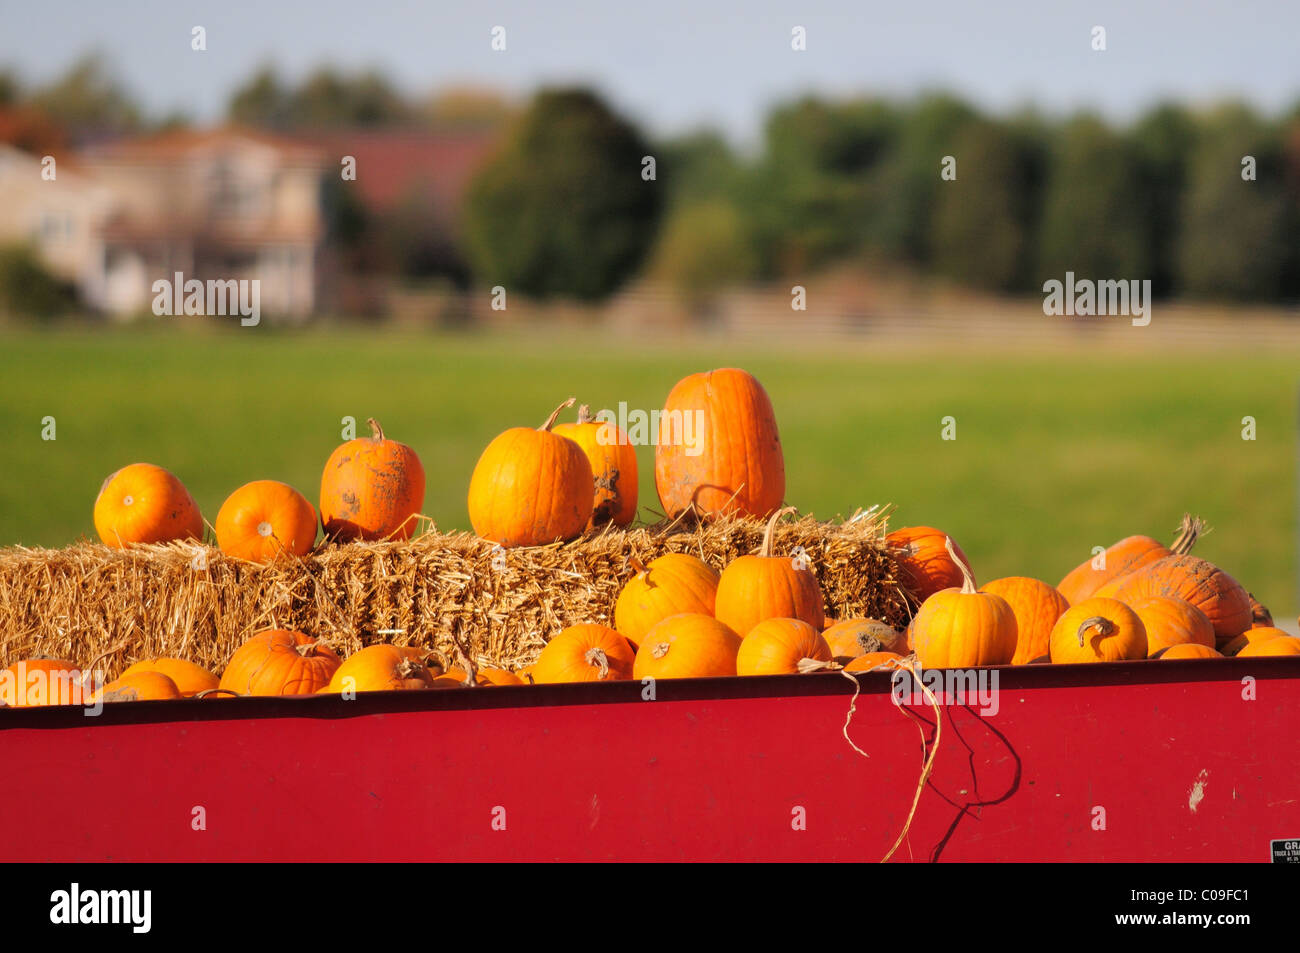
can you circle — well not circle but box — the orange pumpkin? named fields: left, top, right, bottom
left=887, top=526, right=974, bottom=603
left=1057, top=515, right=1201, bottom=604
left=1236, top=636, right=1300, bottom=657
left=910, top=539, right=1016, bottom=668
left=844, top=651, right=905, bottom=672
left=477, top=668, right=525, bottom=686
left=93, top=463, right=204, bottom=548
left=654, top=367, right=785, bottom=520
left=215, top=480, right=318, bottom=562
left=0, top=658, right=82, bottom=707
left=319, top=417, right=426, bottom=542
left=980, top=577, right=1070, bottom=665
left=1249, top=594, right=1273, bottom=628
left=1110, top=555, right=1252, bottom=647
left=823, top=618, right=907, bottom=660
left=1220, top=626, right=1285, bottom=656
left=1158, top=643, right=1222, bottom=660
left=1128, top=596, right=1215, bottom=656
left=468, top=398, right=595, bottom=547
left=714, top=507, right=824, bottom=636
left=90, top=671, right=183, bottom=703
left=120, top=657, right=219, bottom=697
left=633, top=614, right=742, bottom=679
left=532, top=624, right=635, bottom=683
left=552, top=404, right=638, bottom=529
left=433, top=665, right=526, bottom=687
left=219, top=629, right=341, bottom=696
left=614, top=553, right=719, bottom=650
left=1049, top=598, right=1147, bottom=663
left=736, top=618, right=835, bottom=675
left=323, top=645, right=437, bottom=693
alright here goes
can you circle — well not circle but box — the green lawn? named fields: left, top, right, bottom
left=1, top=323, right=1296, bottom=621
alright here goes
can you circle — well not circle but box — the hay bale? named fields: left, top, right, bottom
left=0, top=509, right=909, bottom=681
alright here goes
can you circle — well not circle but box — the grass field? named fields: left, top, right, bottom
left=1, top=322, right=1297, bottom=622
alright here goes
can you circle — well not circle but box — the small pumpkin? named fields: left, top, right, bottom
left=714, top=507, right=824, bottom=636
left=910, top=539, right=1017, bottom=668
left=219, top=629, right=341, bottom=696
left=1110, top=555, right=1252, bottom=647
left=980, top=577, right=1070, bottom=665
left=822, top=618, right=907, bottom=660
left=433, top=665, right=526, bottom=687
left=215, top=480, right=318, bottom=562
left=323, top=645, right=437, bottom=693
left=552, top=404, right=639, bottom=529
left=1157, top=643, right=1222, bottom=660
left=320, top=417, right=426, bottom=542
left=844, top=651, right=905, bottom=672
left=90, top=671, right=183, bottom=703
left=0, top=658, right=82, bottom=707
left=1220, top=626, right=1286, bottom=657
left=1128, top=596, right=1215, bottom=656
left=120, top=657, right=219, bottom=697
left=532, top=625, right=635, bottom=683
left=654, top=367, right=785, bottom=520
left=887, top=526, right=974, bottom=603
left=1057, top=514, right=1201, bottom=604
left=1049, top=598, right=1147, bottom=663
left=633, top=614, right=742, bottom=680
left=467, top=398, right=595, bottom=547
left=93, top=463, right=204, bottom=548
left=1236, top=636, right=1300, bottom=657
left=477, top=668, right=525, bottom=686
left=614, top=553, right=719, bottom=650
left=736, top=618, right=835, bottom=675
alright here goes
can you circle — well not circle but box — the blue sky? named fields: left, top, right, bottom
left=2, top=0, right=1298, bottom=143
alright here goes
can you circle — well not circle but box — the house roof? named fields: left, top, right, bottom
left=80, top=126, right=328, bottom=165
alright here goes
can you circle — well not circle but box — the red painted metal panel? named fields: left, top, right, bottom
left=2, top=659, right=1297, bottom=862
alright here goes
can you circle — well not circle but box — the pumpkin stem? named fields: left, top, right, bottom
left=945, top=537, right=977, bottom=594
left=1170, top=513, right=1204, bottom=555
left=576, top=404, right=596, bottom=425
left=584, top=647, right=611, bottom=679
left=539, top=398, right=577, bottom=432
left=1076, top=615, right=1117, bottom=648
left=367, top=417, right=385, bottom=443
left=295, top=642, right=320, bottom=658
left=458, top=648, right=479, bottom=686
left=395, top=658, right=423, bottom=679
left=651, top=642, right=671, bottom=659
left=628, top=555, right=650, bottom=576
left=796, top=657, right=841, bottom=674
left=195, top=687, right=243, bottom=699
left=760, top=506, right=798, bottom=558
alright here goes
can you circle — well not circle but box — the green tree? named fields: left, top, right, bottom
left=228, top=66, right=411, bottom=128
left=0, top=244, right=76, bottom=321
left=1036, top=114, right=1151, bottom=283
left=650, top=199, right=756, bottom=312
left=1131, top=103, right=1196, bottom=296
left=462, top=88, right=663, bottom=301
left=28, top=53, right=140, bottom=134
left=228, top=66, right=292, bottom=127
left=1177, top=103, right=1289, bottom=300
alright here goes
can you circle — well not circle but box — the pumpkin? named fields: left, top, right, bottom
left=467, top=398, right=595, bottom=547
left=1057, top=514, right=1201, bottom=604
left=736, top=618, right=835, bottom=675
left=1237, top=636, right=1300, bottom=657
left=93, top=463, right=204, bottom=548
left=432, top=666, right=524, bottom=687
left=552, top=404, right=638, bottom=529
left=980, top=577, right=1070, bottom=665
left=215, top=480, right=318, bottom=562
left=120, top=657, right=219, bottom=697
left=319, top=417, right=426, bottom=542
left=887, top=526, right=974, bottom=603
left=477, top=668, right=525, bottom=686
left=714, top=507, right=824, bottom=636
left=1222, top=626, right=1289, bottom=656
left=910, top=539, right=1016, bottom=668
left=532, top=625, right=635, bottom=683
left=822, top=618, right=907, bottom=660
left=323, top=645, right=437, bottom=693
left=1049, top=598, right=1147, bottom=663
left=1109, top=555, right=1252, bottom=647
left=1249, top=594, right=1273, bottom=628
left=844, top=652, right=905, bottom=672
left=654, top=367, right=785, bottom=520
left=90, top=671, right=183, bottom=703
left=1128, top=596, right=1215, bottom=656
left=1157, top=643, right=1222, bottom=660
left=219, top=629, right=341, bottom=696
left=633, top=614, right=742, bottom=680
left=0, top=658, right=81, bottom=707
left=614, top=553, right=719, bottom=650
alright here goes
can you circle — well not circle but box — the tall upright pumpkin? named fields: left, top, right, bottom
left=654, top=368, right=784, bottom=520
left=1057, top=514, right=1201, bottom=604
left=319, top=417, right=425, bottom=542
left=714, top=507, right=824, bottom=636
left=468, top=398, right=595, bottom=547
left=552, top=405, right=638, bottom=529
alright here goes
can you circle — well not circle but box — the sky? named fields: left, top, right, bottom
left=2, top=0, right=1298, bottom=144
